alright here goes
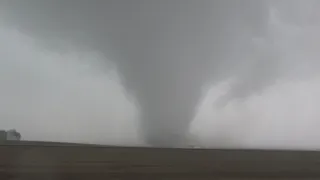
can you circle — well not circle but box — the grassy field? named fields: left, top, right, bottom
left=0, top=141, right=320, bottom=179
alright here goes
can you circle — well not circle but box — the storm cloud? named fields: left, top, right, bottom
left=2, top=0, right=320, bottom=149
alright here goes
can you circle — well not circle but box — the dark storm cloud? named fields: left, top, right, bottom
left=2, top=0, right=271, bottom=146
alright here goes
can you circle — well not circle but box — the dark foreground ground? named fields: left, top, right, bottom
left=1, top=141, right=320, bottom=179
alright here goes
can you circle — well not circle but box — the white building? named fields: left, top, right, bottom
left=6, top=129, right=21, bottom=140
left=0, top=129, right=21, bottom=141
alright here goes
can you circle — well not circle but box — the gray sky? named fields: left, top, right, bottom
left=0, top=24, right=140, bottom=145
left=1, top=0, right=320, bottom=150
left=1, top=0, right=272, bottom=147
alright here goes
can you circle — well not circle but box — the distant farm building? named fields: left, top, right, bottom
left=0, top=129, right=21, bottom=141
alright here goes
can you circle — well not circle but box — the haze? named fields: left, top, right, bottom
left=0, top=0, right=320, bottom=150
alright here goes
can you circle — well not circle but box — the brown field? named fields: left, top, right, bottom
left=1, top=141, right=320, bottom=179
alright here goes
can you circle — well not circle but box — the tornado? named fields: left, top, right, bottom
left=2, top=0, right=270, bottom=147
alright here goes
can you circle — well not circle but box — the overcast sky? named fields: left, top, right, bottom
left=1, top=1, right=320, bottom=150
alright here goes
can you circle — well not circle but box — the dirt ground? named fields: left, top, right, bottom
left=0, top=141, right=320, bottom=179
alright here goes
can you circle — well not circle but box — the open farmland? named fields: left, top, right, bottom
left=0, top=141, right=320, bottom=179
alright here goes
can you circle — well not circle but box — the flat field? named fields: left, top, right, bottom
left=0, top=141, right=320, bottom=179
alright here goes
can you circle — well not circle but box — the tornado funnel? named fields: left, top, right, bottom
left=2, top=0, right=270, bottom=147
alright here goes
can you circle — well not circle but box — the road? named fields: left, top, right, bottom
left=1, top=141, right=320, bottom=179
